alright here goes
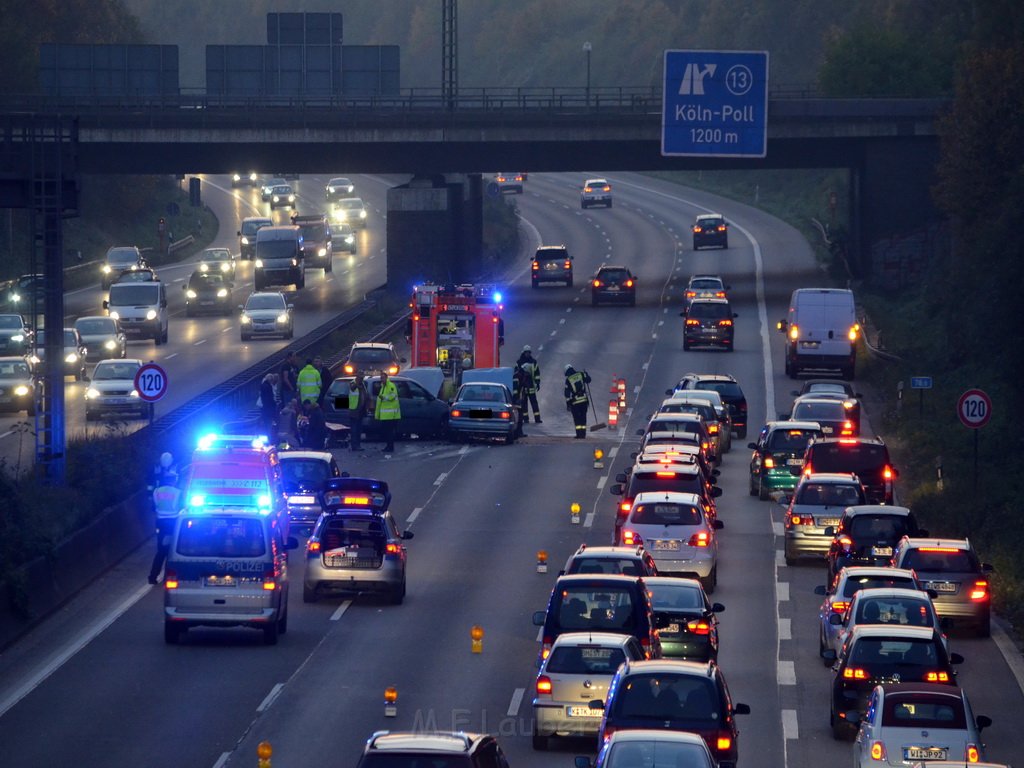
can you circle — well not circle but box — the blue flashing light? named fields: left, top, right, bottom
left=189, top=494, right=206, bottom=507
left=257, top=494, right=272, bottom=508
left=251, top=436, right=268, bottom=449
left=197, top=433, right=218, bottom=451
left=492, top=291, right=503, bottom=304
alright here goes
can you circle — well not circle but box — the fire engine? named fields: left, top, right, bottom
left=408, top=283, right=504, bottom=382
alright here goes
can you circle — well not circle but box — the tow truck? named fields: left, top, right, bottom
left=408, top=283, right=505, bottom=385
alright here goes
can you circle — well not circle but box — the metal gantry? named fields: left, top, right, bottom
left=442, top=0, right=458, bottom=107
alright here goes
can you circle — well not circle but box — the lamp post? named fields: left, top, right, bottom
left=583, top=42, right=592, bottom=107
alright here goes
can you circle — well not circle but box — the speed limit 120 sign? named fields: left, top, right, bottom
left=134, top=362, right=169, bottom=403
left=957, top=388, right=992, bottom=429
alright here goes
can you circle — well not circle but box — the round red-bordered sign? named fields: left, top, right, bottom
left=957, top=388, right=991, bottom=429
left=134, top=362, right=169, bottom=403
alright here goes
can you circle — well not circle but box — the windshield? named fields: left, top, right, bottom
left=629, top=474, right=703, bottom=497
left=698, top=217, right=724, bottom=228
left=849, top=637, right=940, bottom=668
left=612, top=673, right=719, bottom=723
left=0, top=316, right=24, bottom=329
left=105, top=248, right=138, bottom=265
left=280, top=459, right=331, bottom=488
left=795, top=483, right=863, bottom=506
left=568, top=557, right=645, bottom=576
left=359, top=756, right=471, bottom=768
left=328, top=178, right=350, bottom=187
left=241, top=220, right=271, bottom=236
left=351, top=348, right=395, bottom=363
left=296, top=224, right=324, bottom=241
left=855, top=597, right=933, bottom=627
left=246, top=294, right=286, bottom=311
left=0, top=360, right=30, bottom=378
left=810, top=443, right=889, bottom=474
left=793, top=401, right=846, bottom=421
left=598, top=269, right=631, bottom=282
left=605, top=739, right=711, bottom=768
left=457, top=385, right=505, bottom=402
left=554, top=586, right=637, bottom=631
left=202, top=249, right=231, bottom=261
left=34, top=329, right=77, bottom=346
left=175, top=516, right=266, bottom=558
left=107, top=285, right=159, bottom=305
left=190, top=273, right=227, bottom=288
left=849, top=515, right=912, bottom=540
left=76, top=318, right=115, bottom=335
left=631, top=503, right=701, bottom=526
left=336, top=198, right=364, bottom=210
left=256, top=240, right=298, bottom=260
left=882, top=694, right=966, bottom=729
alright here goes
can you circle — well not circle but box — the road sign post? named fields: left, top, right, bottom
left=662, top=50, right=769, bottom=158
left=957, top=388, right=992, bottom=495
left=135, top=361, right=169, bottom=426
left=911, top=376, right=932, bottom=419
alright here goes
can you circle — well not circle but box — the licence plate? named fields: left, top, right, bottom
left=819, top=518, right=840, bottom=526
left=199, top=300, right=215, bottom=306
left=652, top=540, right=680, bottom=551
left=204, top=575, right=236, bottom=587
left=606, top=286, right=620, bottom=291
left=105, top=397, right=129, bottom=404
left=666, top=623, right=681, bottom=634
left=904, top=747, right=947, bottom=761
left=821, top=426, right=834, bottom=434
left=871, top=546, right=893, bottom=556
left=787, top=458, right=804, bottom=466
left=544, top=263, right=559, bottom=270
left=927, top=581, right=958, bottom=593
left=469, top=409, right=493, bottom=418
left=566, top=706, right=600, bottom=718
left=800, top=341, right=820, bottom=349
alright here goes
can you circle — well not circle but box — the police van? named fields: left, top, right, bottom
left=163, top=434, right=297, bottom=645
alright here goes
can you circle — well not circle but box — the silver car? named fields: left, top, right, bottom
left=239, top=291, right=293, bottom=341
left=854, top=684, right=991, bottom=767
left=303, top=507, right=412, bottom=604
left=448, top=381, right=522, bottom=443
left=621, top=491, right=723, bottom=593
left=74, top=316, right=127, bottom=360
left=581, top=177, right=612, bottom=208
left=532, top=632, right=646, bottom=749
left=332, top=197, right=368, bottom=228
left=782, top=472, right=866, bottom=565
left=278, top=450, right=342, bottom=530
left=831, top=587, right=947, bottom=657
left=85, top=358, right=149, bottom=420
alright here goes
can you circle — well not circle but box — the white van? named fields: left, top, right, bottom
left=103, top=280, right=169, bottom=344
left=777, top=288, right=858, bottom=379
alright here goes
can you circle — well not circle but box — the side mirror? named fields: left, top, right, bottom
left=679, top=311, right=687, bottom=317
left=401, top=531, right=414, bottom=540
left=927, top=589, right=939, bottom=599
left=733, top=703, right=751, bottom=716
left=609, top=484, right=623, bottom=496
left=285, top=536, right=299, bottom=550
left=102, top=300, right=109, bottom=310
left=828, top=613, right=843, bottom=626
left=713, top=520, right=724, bottom=530
left=629, top=452, right=638, bottom=460
left=665, top=389, right=673, bottom=396
left=976, top=715, right=993, bottom=732
left=821, top=649, right=837, bottom=662
left=732, top=312, right=738, bottom=318
left=747, top=442, right=758, bottom=450
left=940, top=617, right=954, bottom=631
left=711, top=602, right=725, bottom=613
left=711, top=469, right=721, bottom=477
left=778, top=413, right=790, bottom=421
left=237, top=230, right=242, bottom=237
left=532, top=611, right=546, bottom=627
left=615, top=473, right=627, bottom=484
left=710, top=486, right=723, bottom=498
left=814, top=585, right=828, bottom=596
left=950, top=652, right=965, bottom=665
left=558, top=569, right=566, bottom=576
left=790, top=390, right=800, bottom=397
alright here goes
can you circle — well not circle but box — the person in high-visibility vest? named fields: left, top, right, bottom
left=517, top=345, right=542, bottom=423
left=148, top=452, right=181, bottom=584
left=374, top=370, right=402, bottom=456
left=564, top=364, right=592, bottom=439
left=297, top=358, right=322, bottom=405
left=347, top=371, right=369, bottom=451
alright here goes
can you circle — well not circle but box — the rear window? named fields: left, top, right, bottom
left=662, top=403, right=715, bottom=421
left=849, top=515, right=911, bottom=540
left=648, top=583, right=704, bottom=611
left=175, top=516, right=266, bottom=558
left=614, top=673, right=720, bottom=722
left=808, top=442, right=889, bottom=474
left=320, top=516, right=386, bottom=549
left=631, top=503, right=701, bottom=526
left=902, top=549, right=978, bottom=573
left=849, top=637, right=940, bottom=668
left=690, top=279, right=721, bottom=290
left=628, top=473, right=704, bottom=497
left=694, top=381, right=743, bottom=399
left=698, top=218, right=724, bottom=227
left=605, top=740, right=711, bottom=768
left=688, top=302, right=731, bottom=320
left=882, top=694, right=967, bottom=729
left=648, top=420, right=700, bottom=436
left=842, top=575, right=917, bottom=598
left=598, top=269, right=631, bottom=282
left=793, top=401, right=846, bottom=421
left=767, top=428, right=818, bottom=453
left=568, top=558, right=644, bottom=576
left=546, top=645, right=627, bottom=674
left=795, top=483, right=864, bottom=507
left=554, top=586, right=638, bottom=631
left=359, top=755, right=471, bottom=768
left=856, top=598, right=933, bottom=627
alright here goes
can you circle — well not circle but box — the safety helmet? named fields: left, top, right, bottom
left=160, top=452, right=174, bottom=469
left=522, top=345, right=532, bottom=353
left=565, top=364, right=574, bottom=373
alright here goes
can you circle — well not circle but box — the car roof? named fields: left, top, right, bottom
left=366, top=732, right=483, bottom=753
left=799, top=472, right=861, bottom=484
left=555, top=573, right=643, bottom=586
left=766, top=420, right=822, bottom=432
left=551, top=631, right=639, bottom=648
left=633, top=491, right=702, bottom=505
left=838, top=566, right=917, bottom=581
left=603, top=730, right=708, bottom=746
left=875, top=683, right=966, bottom=697
left=643, top=576, right=703, bottom=590
left=687, top=297, right=731, bottom=306
left=848, top=625, right=938, bottom=640
left=571, top=545, right=646, bottom=559
left=688, top=274, right=724, bottom=282
left=536, top=244, right=567, bottom=252
left=352, top=341, right=394, bottom=350
left=695, top=213, right=724, bottom=221
left=844, top=505, right=912, bottom=518
left=851, top=587, right=934, bottom=602
left=96, top=357, right=143, bottom=367
left=621, top=658, right=716, bottom=675
left=585, top=177, right=608, bottom=184
left=899, top=538, right=972, bottom=551
left=247, top=291, right=286, bottom=300
left=278, top=450, right=334, bottom=462
left=687, top=373, right=738, bottom=383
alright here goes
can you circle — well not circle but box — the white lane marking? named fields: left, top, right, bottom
left=221, top=326, right=232, bottom=333
left=632, top=385, right=641, bottom=395
left=583, top=511, right=596, bottom=528
left=330, top=600, right=352, bottom=622
left=778, top=661, right=796, bottom=686
left=782, top=709, right=799, bottom=740
left=407, top=507, right=422, bottom=524
left=779, top=618, right=791, bottom=640
left=597, top=476, right=607, bottom=490
left=651, top=333, right=657, bottom=339
left=642, top=362, right=649, bottom=370
left=559, top=318, right=566, bottom=325
left=775, top=549, right=786, bottom=567
left=165, top=353, right=178, bottom=360
left=0, top=431, right=12, bottom=439
left=433, top=472, right=447, bottom=486
left=992, top=619, right=1024, bottom=695
left=608, top=447, right=618, bottom=458
left=193, top=339, right=207, bottom=346
left=772, top=521, right=784, bottom=537
left=566, top=308, right=572, bottom=313
left=172, top=277, right=185, bottom=283
left=537, top=345, right=545, bottom=353
left=657, top=320, right=664, bottom=327
left=777, top=582, right=790, bottom=602
left=536, top=626, right=544, bottom=642
left=213, top=752, right=231, bottom=768
left=0, top=582, right=152, bottom=719
left=507, top=688, right=526, bottom=717
left=459, top=445, right=469, bottom=455
left=257, top=683, right=285, bottom=712
left=549, top=330, right=557, bottom=337
left=663, top=307, right=668, bottom=314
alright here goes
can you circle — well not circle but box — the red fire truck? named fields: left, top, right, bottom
left=408, top=283, right=504, bottom=381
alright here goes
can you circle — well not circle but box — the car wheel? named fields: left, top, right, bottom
left=278, top=608, right=288, bottom=635
left=683, top=338, right=691, bottom=351
left=749, top=476, right=758, bottom=496
left=164, top=622, right=181, bottom=645
left=161, top=328, right=169, bottom=344
left=532, top=732, right=549, bottom=751
left=262, top=620, right=279, bottom=645
left=567, top=277, right=573, bottom=287
left=607, top=200, right=613, bottom=208
left=154, top=332, right=162, bottom=346
left=505, top=430, right=515, bottom=445
left=297, top=274, right=305, bottom=289
left=302, top=585, right=318, bottom=604
left=701, top=566, right=717, bottom=594
left=785, top=549, right=797, bottom=567
left=591, top=297, right=598, bottom=307
left=27, top=404, right=36, bottom=417
left=692, top=242, right=700, bottom=251
left=831, top=711, right=851, bottom=741
left=531, top=281, right=538, bottom=289
left=390, top=580, right=406, bottom=605
left=722, top=238, right=729, bottom=249
left=758, top=478, right=770, bottom=501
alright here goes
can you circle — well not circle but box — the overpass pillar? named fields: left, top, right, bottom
left=385, top=174, right=483, bottom=290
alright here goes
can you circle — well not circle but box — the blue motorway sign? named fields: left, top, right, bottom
left=662, top=50, right=769, bottom=158
left=910, top=376, right=933, bottom=389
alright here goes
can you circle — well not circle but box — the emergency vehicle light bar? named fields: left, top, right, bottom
left=196, top=433, right=271, bottom=451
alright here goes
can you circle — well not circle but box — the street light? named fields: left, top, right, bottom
left=583, top=42, right=592, bottom=107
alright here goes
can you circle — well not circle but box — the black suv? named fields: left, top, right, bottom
left=532, top=245, right=573, bottom=287
left=675, top=373, right=748, bottom=438
left=357, top=732, right=511, bottom=768
left=824, top=625, right=963, bottom=740
left=592, top=266, right=637, bottom=306
left=682, top=298, right=736, bottom=351
left=532, top=574, right=663, bottom=662
left=594, top=659, right=750, bottom=768
left=825, top=505, right=927, bottom=580
left=800, top=437, right=898, bottom=505
left=183, top=270, right=234, bottom=316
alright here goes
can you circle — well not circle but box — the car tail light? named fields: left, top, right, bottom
left=602, top=185, right=611, bottom=192
left=848, top=324, right=860, bottom=342
left=692, top=226, right=701, bottom=233
left=541, top=637, right=552, bottom=659
left=686, top=290, right=696, bottom=299
left=164, top=570, right=179, bottom=590
left=622, top=530, right=642, bottom=546
left=788, top=514, right=814, bottom=526
left=841, top=421, right=854, bottom=435
left=838, top=536, right=853, bottom=551
left=619, top=500, right=633, bottom=515
left=969, top=580, right=989, bottom=601
left=763, top=455, right=775, bottom=469
left=788, top=324, right=799, bottom=340
left=385, top=543, right=401, bottom=555
left=656, top=471, right=677, bottom=477
left=531, top=262, right=539, bottom=271
left=451, top=409, right=462, bottom=417
left=343, top=364, right=354, bottom=374
left=688, top=531, right=710, bottom=547
left=870, top=741, right=887, bottom=761
left=717, top=225, right=726, bottom=232
left=715, top=291, right=726, bottom=298
left=715, top=733, right=732, bottom=752
left=925, top=671, right=950, bottom=682
left=593, top=279, right=602, bottom=288
left=883, top=465, right=894, bottom=480
left=843, top=667, right=867, bottom=679
left=687, top=619, right=711, bottom=635
left=919, top=547, right=960, bottom=553
left=564, top=260, right=571, bottom=269
left=718, top=319, right=733, bottom=327
left=686, top=318, right=700, bottom=327
left=307, top=539, right=321, bottom=553
left=499, top=411, right=511, bottom=419
left=708, top=424, right=719, bottom=434
left=639, top=636, right=653, bottom=657
left=387, top=365, right=399, bottom=375
left=803, top=464, right=813, bottom=476
left=625, top=279, right=634, bottom=287
left=831, top=601, right=850, bottom=615
left=966, top=744, right=980, bottom=762
left=536, top=675, right=553, bottom=695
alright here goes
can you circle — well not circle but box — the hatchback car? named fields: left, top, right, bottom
left=646, top=577, right=723, bottom=662
left=611, top=465, right=721, bottom=546
left=826, top=626, right=963, bottom=740
left=782, top=472, right=867, bottom=565
left=0, top=356, right=36, bottom=415
left=683, top=275, right=730, bottom=311
left=268, top=184, right=296, bottom=209
left=825, top=505, right=927, bottom=580
left=592, top=266, right=637, bottom=306
left=692, top=214, right=728, bottom=250
left=642, top=412, right=716, bottom=461
left=32, top=327, right=87, bottom=381
left=659, top=394, right=730, bottom=456
left=560, top=544, right=658, bottom=577
left=581, top=178, right=613, bottom=208
left=238, top=216, right=273, bottom=260
left=342, top=342, right=403, bottom=377
left=494, top=172, right=524, bottom=194
left=330, top=221, right=358, bottom=254
left=747, top=420, right=822, bottom=500
left=788, top=395, right=859, bottom=437
left=333, top=197, right=368, bottom=228
left=674, top=373, right=748, bottom=438
left=74, top=316, right=126, bottom=360
left=532, top=632, right=647, bottom=749
left=682, top=298, right=736, bottom=351
left=277, top=450, right=342, bottom=530
left=239, top=292, right=293, bottom=340
left=325, top=176, right=355, bottom=202
left=890, top=538, right=994, bottom=637
left=594, top=659, right=750, bottom=766
left=815, top=566, right=924, bottom=663
left=853, top=683, right=992, bottom=767
left=448, top=381, right=522, bottom=443
left=198, top=247, right=236, bottom=276
left=620, top=491, right=724, bottom=592
left=801, top=437, right=898, bottom=505
left=231, top=171, right=259, bottom=187
left=101, top=245, right=145, bottom=290
left=357, top=731, right=510, bottom=768
left=830, top=587, right=948, bottom=658
left=2, top=274, right=46, bottom=312
left=0, top=314, right=33, bottom=355
left=532, top=245, right=573, bottom=287
left=184, top=271, right=234, bottom=317
left=84, top=358, right=150, bottom=420
left=303, top=501, right=412, bottom=604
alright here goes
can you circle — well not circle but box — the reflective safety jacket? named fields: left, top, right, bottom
left=564, top=370, right=591, bottom=406
left=375, top=380, right=401, bottom=420
left=297, top=364, right=322, bottom=404
left=153, top=485, right=182, bottom=519
left=518, top=355, right=540, bottom=393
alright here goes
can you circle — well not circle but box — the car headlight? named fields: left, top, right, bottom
left=276, top=313, right=289, bottom=324
left=109, top=311, right=120, bottom=320
left=336, top=210, right=347, bottom=220
left=85, top=387, right=100, bottom=399
left=318, top=247, right=327, bottom=257
left=65, top=353, right=78, bottom=363
left=288, top=195, right=295, bottom=202
left=254, top=259, right=263, bottom=268
left=102, top=265, right=112, bottom=274
left=359, top=210, right=367, bottom=219
left=199, top=263, right=209, bottom=272
left=233, top=173, right=242, bottom=182
left=241, top=236, right=250, bottom=245
left=11, top=293, right=20, bottom=303
left=13, top=385, right=29, bottom=397
left=273, top=195, right=280, bottom=202
left=186, top=289, right=197, bottom=299
left=28, top=354, right=40, bottom=364
left=241, top=314, right=252, bottom=324
left=11, top=333, right=23, bottom=343
left=146, top=309, right=157, bottom=320
left=130, top=389, right=139, bottom=398
left=217, top=288, right=228, bottom=298
left=104, top=340, right=116, bottom=350
left=248, top=172, right=257, bottom=182
left=327, top=186, right=335, bottom=193
left=291, top=259, right=298, bottom=267
left=220, top=262, right=231, bottom=272
left=345, top=235, right=355, bottom=245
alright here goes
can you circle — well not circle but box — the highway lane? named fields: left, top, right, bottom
left=0, top=173, right=1021, bottom=768
left=0, top=173, right=389, bottom=466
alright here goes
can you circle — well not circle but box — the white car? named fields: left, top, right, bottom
left=85, top=358, right=150, bottom=420
left=581, top=178, right=612, bottom=208
left=240, top=292, right=294, bottom=341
